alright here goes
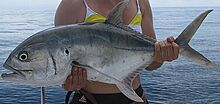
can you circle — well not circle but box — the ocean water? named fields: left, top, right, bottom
left=0, top=7, right=220, bottom=104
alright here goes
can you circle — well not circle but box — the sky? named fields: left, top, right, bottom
left=0, top=0, right=220, bottom=10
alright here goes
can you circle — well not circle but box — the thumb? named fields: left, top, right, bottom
left=167, top=36, right=175, bottom=43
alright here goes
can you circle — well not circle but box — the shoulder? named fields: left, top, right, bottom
left=62, top=0, right=84, bottom=3
left=137, top=0, right=150, bottom=11
left=60, top=0, right=86, bottom=11
left=55, top=0, right=87, bottom=26
left=137, top=0, right=152, bottom=16
left=138, top=0, right=149, bottom=5
left=67, top=0, right=85, bottom=8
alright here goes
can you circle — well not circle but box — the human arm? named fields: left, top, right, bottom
left=138, top=0, right=179, bottom=70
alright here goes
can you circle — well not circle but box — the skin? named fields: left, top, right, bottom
left=55, top=0, right=179, bottom=103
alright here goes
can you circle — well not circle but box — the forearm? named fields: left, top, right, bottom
left=146, top=61, right=163, bottom=70
left=139, top=0, right=155, bottom=39
left=139, top=0, right=163, bottom=69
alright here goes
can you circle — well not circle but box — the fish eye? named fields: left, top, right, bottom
left=18, top=51, right=28, bottom=61
left=64, top=48, right=69, bottom=55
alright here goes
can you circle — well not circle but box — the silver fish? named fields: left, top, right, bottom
left=1, top=1, right=217, bottom=102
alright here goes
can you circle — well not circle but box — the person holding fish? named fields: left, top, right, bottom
left=55, top=0, right=179, bottom=103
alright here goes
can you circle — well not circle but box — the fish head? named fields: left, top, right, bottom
left=2, top=35, right=72, bottom=87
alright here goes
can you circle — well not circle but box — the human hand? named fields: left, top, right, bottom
left=63, top=66, right=87, bottom=91
left=153, top=36, right=179, bottom=63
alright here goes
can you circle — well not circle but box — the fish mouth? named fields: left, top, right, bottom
left=2, top=63, right=31, bottom=78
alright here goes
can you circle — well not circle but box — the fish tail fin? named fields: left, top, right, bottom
left=174, top=9, right=218, bottom=67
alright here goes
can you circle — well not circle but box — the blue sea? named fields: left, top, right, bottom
left=0, top=7, right=220, bottom=104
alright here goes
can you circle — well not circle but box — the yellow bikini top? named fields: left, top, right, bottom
left=84, top=0, right=142, bottom=26
left=85, top=13, right=142, bottom=25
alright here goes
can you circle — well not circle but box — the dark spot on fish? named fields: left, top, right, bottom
left=79, top=49, right=82, bottom=52
left=65, top=48, right=69, bottom=55
left=72, top=61, right=80, bottom=65
left=123, top=60, right=125, bottom=63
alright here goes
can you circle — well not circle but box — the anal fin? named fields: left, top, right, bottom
left=116, top=69, right=144, bottom=102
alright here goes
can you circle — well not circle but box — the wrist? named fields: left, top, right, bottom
left=146, top=61, right=163, bottom=70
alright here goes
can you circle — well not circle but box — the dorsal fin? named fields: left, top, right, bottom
left=105, top=0, right=129, bottom=25
left=105, top=0, right=157, bottom=44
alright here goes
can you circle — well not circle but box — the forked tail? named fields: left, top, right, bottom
left=174, top=9, right=218, bottom=67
